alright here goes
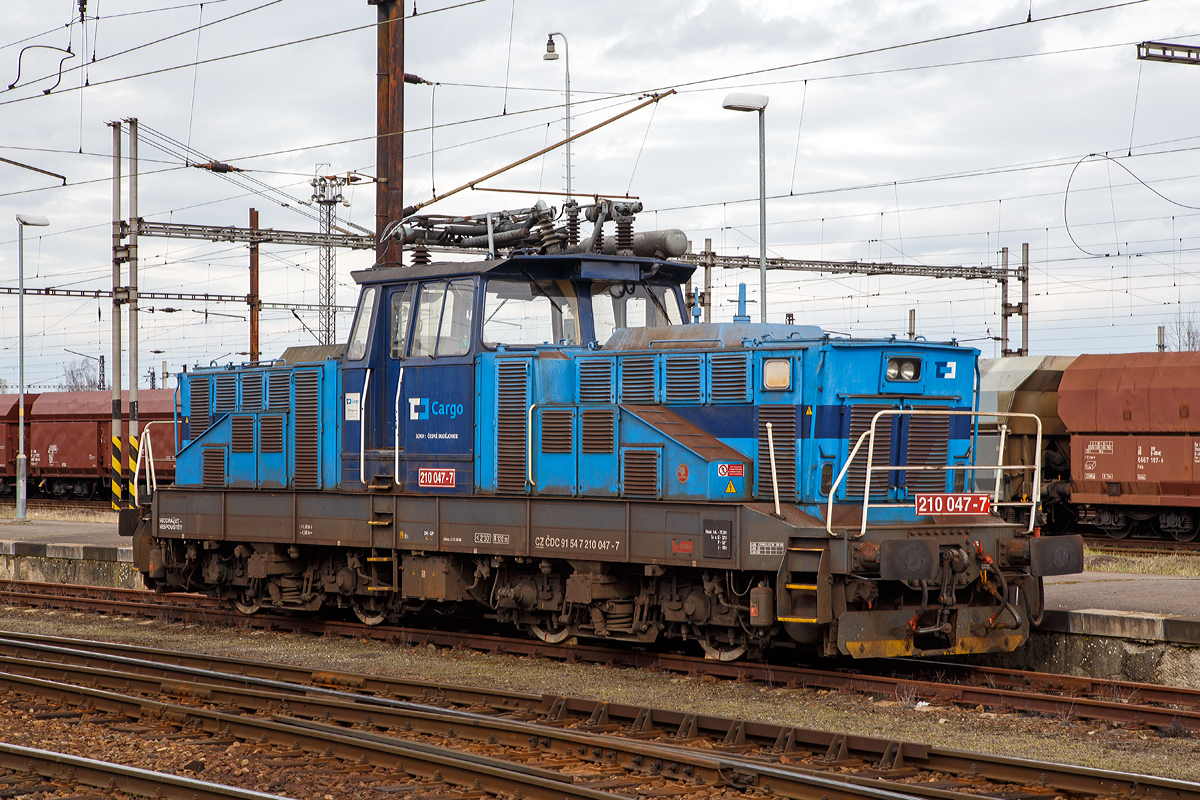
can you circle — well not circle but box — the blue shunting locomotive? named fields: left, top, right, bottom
left=131, top=218, right=1083, bottom=659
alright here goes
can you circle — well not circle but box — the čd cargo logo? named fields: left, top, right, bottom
left=409, top=398, right=465, bottom=420
left=935, top=361, right=956, bottom=379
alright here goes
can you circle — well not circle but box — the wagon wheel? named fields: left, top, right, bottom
left=1169, top=527, right=1200, bottom=543
left=1151, top=515, right=1199, bottom=543
left=1103, top=519, right=1133, bottom=540
left=529, top=619, right=572, bottom=644
left=699, top=635, right=747, bottom=662
left=353, top=599, right=389, bottom=626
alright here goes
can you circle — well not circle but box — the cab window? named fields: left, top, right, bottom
left=483, top=278, right=580, bottom=347
left=346, top=286, right=377, bottom=361
left=390, top=284, right=415, bottom=358
left=591, top=281, right=681, bottom=342
left=411, top=278, right=475, bottom=357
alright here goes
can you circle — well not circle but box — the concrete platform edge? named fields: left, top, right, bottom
left=1038, top=609, right=1200, bottom=645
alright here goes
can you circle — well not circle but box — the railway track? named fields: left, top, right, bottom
left=3, top=629, right=1200, bottom=800
left=4, top=579, right=1200, bottom=735
left=0, top=497, right=116, bottom=514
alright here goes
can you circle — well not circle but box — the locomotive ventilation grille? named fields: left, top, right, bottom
left=622, top=450, right=660, bottom=498
left=621, top=357, right=656, bottom=404
left=710, top=353, right=749, bottom=403
left=578, top=359, right=613, bottom=404
left=904, top=408, right=950, bottom=493
left=189, top=378, right=210, bottom=434
left=213, top=376, right=236, bottom=415
left=496, top=361, right=528, bottom=493
left=261, top=416, right=284, bottom=454
left=664, top=355, right=702, bottom=403
left=231, top=416, right=254, bottom=453
left=267, top=372, right=289, bottom=411
left=581, top=409, right=614, bottom=454
left=846, top=405, right=892, bottom=498
left=294, top=371, right=320, bottom=489
left=242, top=376, right=263, bottom=411
left=757, top=406, right=796, bottom=500
left=202, top=448, right=225, bottom=487
left=541, top=409, right=572, bottom=454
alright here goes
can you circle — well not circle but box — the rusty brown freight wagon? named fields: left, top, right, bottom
left=1059, top=352, right=1200, bottom=540
left=27, top=390, right=176, bottom=500
left=0, top=394, right=38, bottom=496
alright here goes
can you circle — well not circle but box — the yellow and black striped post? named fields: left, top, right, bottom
left=128, top=431, right=139, bottom=504
left=110, top=432, right=123, bottom=510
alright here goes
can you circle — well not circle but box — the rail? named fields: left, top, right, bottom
left=824, top=409, right=1042, bottom=538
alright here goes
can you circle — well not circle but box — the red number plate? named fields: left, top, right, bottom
left=418, top=468, right=456, bottom=488
left=915, top=493, right=991, bottom=515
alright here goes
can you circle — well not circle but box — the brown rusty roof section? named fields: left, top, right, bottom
left=30, top=389, right=176, bottom=419
left=1059, top=351, right=1200, bottom=433
left=620, top=405, right=749, bottom=463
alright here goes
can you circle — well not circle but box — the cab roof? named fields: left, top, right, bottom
left=351, top=253, right=695, bottom=286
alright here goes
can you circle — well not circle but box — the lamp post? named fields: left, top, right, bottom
left=722, top=92, right=769, bottom=323
left=543, top=32, right=571, bottom=198
left=14, top=213, right=49, bottom=523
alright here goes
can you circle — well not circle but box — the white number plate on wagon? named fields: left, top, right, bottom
left=915, top=493, right=991, bottom=515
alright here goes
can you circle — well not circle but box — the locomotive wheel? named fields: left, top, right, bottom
left=529, top=621, right=572, bottom=644
left=700, top=636, right=747, bottom=662
left=353, top=600, right=389, bottom=626
left=233, top=595, right=262, bottom=615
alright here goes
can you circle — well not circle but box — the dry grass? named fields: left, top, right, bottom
left=1084, top=550, right=1200, bottom=577
left=0, top=507, right=118, bottom=524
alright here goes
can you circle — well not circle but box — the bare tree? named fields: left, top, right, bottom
left=60, top=358, right=101, bottom=391
left=1168, top=307, right=1200, bottom=352
left=0, top=377, right=8, bottom=393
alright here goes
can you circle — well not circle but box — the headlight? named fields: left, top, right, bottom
left=886, top=358, right=920, bottom=382
left=763, top=359, right=791, bottom=390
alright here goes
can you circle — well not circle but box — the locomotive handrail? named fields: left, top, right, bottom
left=394, top=367, right=404, bottom=486
left=360, top=368, right=372, bottom=487
left=132, top=421, right=167, bottom=506
left=527, top=403, right=538, bottom=488
left=824, top=409, right=1043, bottom=539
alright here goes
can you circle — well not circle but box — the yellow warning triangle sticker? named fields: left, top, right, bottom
left=725, top=480, right=737, bottom=494
left=805, top=407, right=813, bottom=415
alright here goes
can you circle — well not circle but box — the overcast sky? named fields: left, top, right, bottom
left=1, top=0, right=1198, bottom=390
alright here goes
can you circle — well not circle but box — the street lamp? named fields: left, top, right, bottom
left=543, top=32, right=572, bottom=198
left=14, top=213, right=49, bottom=523
left=722, top=92, right=769, bottom=323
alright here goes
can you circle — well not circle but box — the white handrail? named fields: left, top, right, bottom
left=992, top=423, right=1009, bottom=505
left=132, top=421, right=166, bottom=506
left=359, top=368, right=372, bottom=486
left=824, top=409, right=1043, bottom=539
left=766, top=421, right=782, bottom=518
left=526, top=403, right=538, bottom=488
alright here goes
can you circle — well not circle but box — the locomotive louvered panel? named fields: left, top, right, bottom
left=496, top=361, right=529, bottom=493
left=202, top=448, right=225, bottom=487
left=664, top=354, right=703, bottom=403
left=541, top=409, right=573, bottom=454
left=241, top=376, right=263, bottom=411
left=293, top=371, right=320, bottom=489
left=578, top=359, right=614, bottom=404
left=267, top=372, right=290, bottom=411
left=581, top=409, right=615, bottom=454
left=260, top=416, right=284, bottom=454
left=213, top=375, right=237, bottom=414
left=189, top=378, right=211, bottom=434
left=845, top=404, right=893, bottom=498
left=620, top=357, right=657, bottom=404
left=904, top=409, right=951, bottom=493
left=231, top=416, right=255, bottom=453
left=757, top=406, right=797, bottom=499
left=710, top=353, right=750, bottom=403
left=622, top=450, right=660, bottom=498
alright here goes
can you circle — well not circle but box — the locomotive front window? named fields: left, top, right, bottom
left=346, top=286, right=377, bottom=361
left=411, top=278, right=476, bottom=357
left=390, top=284, right=415, bottom=358
left=591, top=281, right=681, bottom=342
left=482, top=278, right=580, bottom=347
